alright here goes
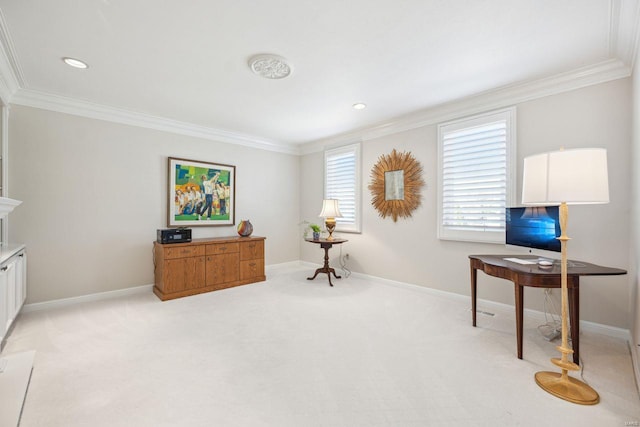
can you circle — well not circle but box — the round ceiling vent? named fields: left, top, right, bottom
left=249, top=54, right=292, bottom=79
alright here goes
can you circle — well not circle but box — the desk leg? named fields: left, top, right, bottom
left=515, top=282, right=524, bottom=360
left=568, top=284, right=579, bottom=364
left=470, top=265, right=477, bottom=327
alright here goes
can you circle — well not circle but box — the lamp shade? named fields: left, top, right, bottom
left=318, top=199, right=343, bottom=218
left=522, top=148, right=609, bottom=206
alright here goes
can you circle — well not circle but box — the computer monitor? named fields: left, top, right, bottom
left=505, top=206, right=561, bottom=253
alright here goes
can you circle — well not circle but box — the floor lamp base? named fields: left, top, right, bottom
left=534, top=371, right=599, bottom=405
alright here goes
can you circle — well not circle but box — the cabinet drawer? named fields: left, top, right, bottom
left=240, top=240, right=264, bottom=261
left=240, top=259, right=264, bottom=280
left=206, top=243, right=239, bottom=255
left=164, top=245, right=205, bottom=259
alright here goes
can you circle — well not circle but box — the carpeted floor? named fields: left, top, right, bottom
left=3, top=264, right=639, bottom=426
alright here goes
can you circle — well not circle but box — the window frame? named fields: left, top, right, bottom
left=437, top=107, right=516, bottom=244
left=324, top=142, right=362, bottom=234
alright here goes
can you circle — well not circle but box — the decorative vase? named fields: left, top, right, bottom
left=312, top=231, right=320, bottom=240
left=237, top=220, right=253, bottom=237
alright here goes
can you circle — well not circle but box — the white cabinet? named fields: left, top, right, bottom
left=4, top=261, right=16, bottom=331
left=0, top=267, right=6, bottom=344
left=0, top=247, right=26, bottom=349
left=15, top=252, right=26, bottom=315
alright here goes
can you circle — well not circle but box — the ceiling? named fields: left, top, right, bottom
left=0, top=0, right=637, bottom=151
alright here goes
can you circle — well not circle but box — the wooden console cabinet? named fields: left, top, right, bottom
left=153, top=236, right=265, bottom=301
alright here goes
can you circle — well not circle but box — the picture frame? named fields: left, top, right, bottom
left=168, top=157, right=236, bottom=227
left=368, top=149, right=424, bottom=222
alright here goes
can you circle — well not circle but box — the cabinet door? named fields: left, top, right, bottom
left=205, top=255, right=223, bottom=286
left=206, top=254, right=239, bottom=286
left=4, top=261, right=16, bottom=327
left=18, top=252, right=26, bottom=307
left=185, top=256, right=206, bottom=289
left=0, top=266, right=7, bottom=341
left=164, top=259, right=187, bottom=293
left=164, top=257, right=205, bottom=293
left=222, top=253, right=239, bottom=283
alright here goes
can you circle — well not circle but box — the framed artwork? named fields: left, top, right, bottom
left=168, top=157, right=236, bottom=227
left=368, top=149, right=424, bottom=222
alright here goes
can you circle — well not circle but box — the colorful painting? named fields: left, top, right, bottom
left=168, top=157, right=235, bottom=227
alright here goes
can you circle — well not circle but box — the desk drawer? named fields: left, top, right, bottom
left=484, top=264, right=515, bottom=281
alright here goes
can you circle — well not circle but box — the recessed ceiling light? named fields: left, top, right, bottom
left=248, top=54, right=291, bottom=79
left=352, top=103, right=367, bottom=110
left=63, top=57, right=88, bottom=69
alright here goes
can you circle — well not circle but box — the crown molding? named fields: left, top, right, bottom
left=0, top=72, right=13, bottom=105
left=611, top=0, right=640, bottom=69
left=0, top=9, right=22, bottom=105
left=11, top=89, right=300, bottom=155
left=300, top=58, right=631, bottom=155
left=0, top=3, right=637, bottom=157
left=0, top=10, right=298, bottom=154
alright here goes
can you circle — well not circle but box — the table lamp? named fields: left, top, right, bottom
left=522, top=147, right=609, bottom=405
left=319, top=199, right=342, bottom=241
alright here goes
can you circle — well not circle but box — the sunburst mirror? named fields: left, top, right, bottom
left=368, top=149, right=424, bottom=222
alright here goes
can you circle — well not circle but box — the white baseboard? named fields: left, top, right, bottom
left=348, top=269, right=631, bottom=341
left=478, top=297, right=631, bottom=340
left=22, top=284, right=153, bottom=313
left=265, top=260, right=307, bottom=271
left=21, top=261, right=306, bottom=313
left=631, top=334, right=640, bottom=395
left=20, top=261, right=632, bottom=342
left=22, top=261, right=300, bottom=313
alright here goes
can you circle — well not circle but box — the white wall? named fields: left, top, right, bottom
left=8, top=105, right=301, bottom=303
left=4, top=78, right=633, bottom=331
left=301, top=78, right=632, bottom=328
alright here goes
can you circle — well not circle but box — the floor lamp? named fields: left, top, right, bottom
left=522, top=148, right=609, bottom=405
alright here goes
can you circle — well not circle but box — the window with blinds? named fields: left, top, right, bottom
left=437, top=108, right=516, bottom=243
left=324, top=143, right=361, bottom=233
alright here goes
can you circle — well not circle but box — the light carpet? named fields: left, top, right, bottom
left=3, top=264, right=639, bottom=426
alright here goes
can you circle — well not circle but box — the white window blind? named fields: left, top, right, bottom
left=325, top=143, right=361, bottom=233
left=438, top=108, right=515, bottom=243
